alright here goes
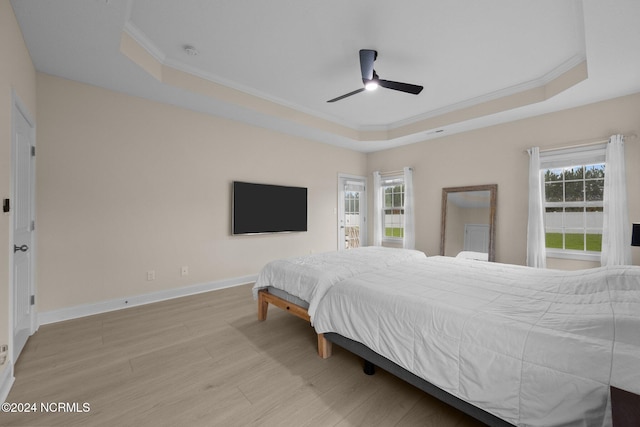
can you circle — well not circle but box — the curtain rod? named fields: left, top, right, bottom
left=524, top=134, right=637, bottom=154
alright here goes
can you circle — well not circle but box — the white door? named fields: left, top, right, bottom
left=464, top=224, right=489, bottom=253
left=338, top=175, right=367, bottom=250
left=12, top=98, right=36, bottom=362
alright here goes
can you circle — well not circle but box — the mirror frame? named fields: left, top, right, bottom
left=440, top=184, right=497, bottom=262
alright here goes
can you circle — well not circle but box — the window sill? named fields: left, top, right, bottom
left=546, top=249, right=601, bottom=262
left=382, top=238, right=403, bottom=248
left=382, top=237, right=403, bottom=243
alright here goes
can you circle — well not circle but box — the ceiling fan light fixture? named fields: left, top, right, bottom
left=365, top=81, right=379, bottom=91
left=327, top=49, right=423, bottom=103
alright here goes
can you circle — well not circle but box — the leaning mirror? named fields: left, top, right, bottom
left=440, top=184, right=497, bottom=262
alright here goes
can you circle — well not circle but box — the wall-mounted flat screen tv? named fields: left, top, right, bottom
left=232, top=181, right=307, bottom=235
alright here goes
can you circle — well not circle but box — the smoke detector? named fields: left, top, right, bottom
left=183, top=45, right=199, bottom=56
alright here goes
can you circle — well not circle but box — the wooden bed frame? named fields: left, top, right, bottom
left=257, top=289, right=309, bottom=322
left=257, top=289, right=333, bottom=358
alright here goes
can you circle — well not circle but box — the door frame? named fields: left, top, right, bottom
left=337, top=173, right=367, bottom=250
left=10, top=90, right=37, bottom=364
left=463, top=223, right=490, bottom=253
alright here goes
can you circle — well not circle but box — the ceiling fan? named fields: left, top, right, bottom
left=327, top=49, right=423, bottom=103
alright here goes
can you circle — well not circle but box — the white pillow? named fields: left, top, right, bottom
left=456, top=251, right=488, bottom=261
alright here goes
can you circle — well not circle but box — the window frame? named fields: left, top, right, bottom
left=539, top=144, right=606, bottom=261
left=380, top=175, right=405, bottom=243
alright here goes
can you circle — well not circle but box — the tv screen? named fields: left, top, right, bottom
left=232, top=181, right=307, bottom=235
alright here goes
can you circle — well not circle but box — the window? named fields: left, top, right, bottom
left=344, top=188, right=360, bottom=220
left=540, top=145, right=606, bottom=260
left=381, top=177, right=404, bottom=240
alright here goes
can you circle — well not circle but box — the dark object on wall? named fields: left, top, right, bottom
left=3, top=199, right=9, bottom=213
left=632, top=223, right=640, bottom=246
left=611, top=386, right=640, bottom=427
left=232, top=181, right=307, bottom=235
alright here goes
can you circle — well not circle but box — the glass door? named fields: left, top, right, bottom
left=338, top=175, right=367, bottom=250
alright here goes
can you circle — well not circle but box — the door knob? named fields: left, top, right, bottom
left=14, top=244, right=28, bottom=253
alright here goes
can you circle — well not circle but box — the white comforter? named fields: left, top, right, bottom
left=313, top=256, right=640, bottom=427
left=252, top=246, right=426, bottom=322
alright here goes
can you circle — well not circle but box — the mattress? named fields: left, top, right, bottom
left=313, top=256, right=640, bottom=426
left=252, top=246, right=427, bottom=322
left=265, top=286, right=309, bottom=309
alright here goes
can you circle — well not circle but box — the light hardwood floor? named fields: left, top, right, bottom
left=1, top=284, right=483, bottom=427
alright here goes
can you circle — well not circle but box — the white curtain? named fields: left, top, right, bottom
left=601, top=135, right=631, bottom=266
left=527, top=147, right=547, bottom=268
left=372, top=171, right=382, bottom=246
left=403, top=167, right=415, bottom=249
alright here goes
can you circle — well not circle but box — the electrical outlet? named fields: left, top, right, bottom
left=147, top=270, right=155, bottom=281
left=181, top=266, right=189, bottom=277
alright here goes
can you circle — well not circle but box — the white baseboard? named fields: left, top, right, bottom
left=38, top=274, right=258, bottom=325
left=0, top=361, right=15, bottom=404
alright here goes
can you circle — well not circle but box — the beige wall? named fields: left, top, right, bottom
left=368, top=93, right=640, bottom=268
left=0, top=1, right=37, bottom=377
left=34, top=75, right=640, bottom=316
left=36, top=73, right=366, bottom=312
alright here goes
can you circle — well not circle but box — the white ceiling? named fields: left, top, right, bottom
left=11, top=0, right=640, bottom=152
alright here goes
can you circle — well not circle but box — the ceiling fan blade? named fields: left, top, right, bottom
left=359, top=49, right=377, bottom=81
left=327, top=88, right=366, bottom=103
left=379, top=79, right=423, bottom=95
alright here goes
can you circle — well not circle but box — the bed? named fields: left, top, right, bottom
left=252, top=246, right=427, bottom=354
left=313, top=256, right=640, bottom=427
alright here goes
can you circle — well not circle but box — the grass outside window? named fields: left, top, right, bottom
left=545, top=232, right=602, bottom=252
left=385, top=228, right=404, bottom=238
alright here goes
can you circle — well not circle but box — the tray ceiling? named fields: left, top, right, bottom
left=11, top=0, right=640, bottom=151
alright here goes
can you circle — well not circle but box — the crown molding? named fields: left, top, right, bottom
left=121, top=18, right=587, bottom=144
left=384, top=53, right=587, bottom=132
